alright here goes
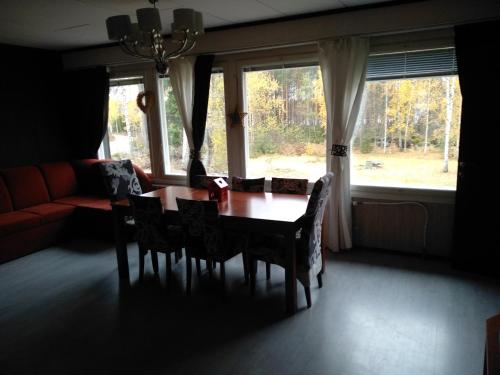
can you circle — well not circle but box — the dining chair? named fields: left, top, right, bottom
left=192, top=175, right=229, bottom=189
left=246, top=172, right=334, bottom=308
left=191, top=174, right=229, bottom=274
left=129, top=195, right=184, bottom=290
left=231, top=176, right=265, bottom=192
left=271, top=177, right=308, bottom=195
left=176, top=197, right=247, bottom=295
left=257, top=177, right=309, bottom=281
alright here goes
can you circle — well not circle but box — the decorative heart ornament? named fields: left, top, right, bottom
left=136, top=91, right=154, bottom=114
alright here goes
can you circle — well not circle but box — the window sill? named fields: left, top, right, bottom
left=351, top=185, right=455, bottom=204
left=152, top=175, right=187, bottom=187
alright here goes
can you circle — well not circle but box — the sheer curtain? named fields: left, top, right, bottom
left=318, top=37, right=369, bottom=252
left=168, top=56, right=196, bottom=184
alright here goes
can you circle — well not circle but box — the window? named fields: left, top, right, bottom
left=243, top=63, right=326, bottom=180
left=203, top=71, right=228, bottom=175
left=160, top=71, right=228, bottom=175
left=106, top=76, right=151, bottom=172
left=352, top=48, right=461, bottom=190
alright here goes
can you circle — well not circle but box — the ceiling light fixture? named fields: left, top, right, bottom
left=106, top=0, right=204, bottom=74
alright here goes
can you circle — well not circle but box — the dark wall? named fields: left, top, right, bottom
left=0, top=44, right=70, bottom=169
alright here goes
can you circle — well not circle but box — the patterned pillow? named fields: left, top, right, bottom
left=99, top=160, right=142, bottom=201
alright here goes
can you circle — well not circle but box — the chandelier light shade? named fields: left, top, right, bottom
left=106, top=0, right=204, bottom=74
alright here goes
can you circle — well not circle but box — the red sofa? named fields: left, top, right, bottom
left=0, top=159, right=153, bottom=264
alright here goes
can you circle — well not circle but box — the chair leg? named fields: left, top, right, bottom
left=220, top=261, right=226, bottom=296
left=174, top=250, right=179, bottom=263
left=265, top=262, right=271, bottom=280
left=317, top=273, right=323, bottom=288
left=213, top=259, right=217, bottom=270
left=250, top=256, right=257, bottom=296
left=195, top=258, right=202, bottom=278
left=151, top=251, right=159, bottom=276
left=304, top=286, right=312, bottom=308
left=186, top=253, right=192, bottom=296
left=165, top=252, right=172, bottom=291
left=207, top=258, right=213, bottom=278
left=139, top=246, right=145, bottom=282
left=242, top=252, right=249, bottom=284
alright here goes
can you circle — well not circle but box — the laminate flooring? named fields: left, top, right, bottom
left=1, top=239, right=499, bottom=375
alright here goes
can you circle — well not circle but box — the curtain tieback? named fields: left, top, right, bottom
left=189, top=149, right=201, bottom=160
left=331, top=144, right=348, bottom=157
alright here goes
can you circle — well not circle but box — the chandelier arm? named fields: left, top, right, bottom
left=162, top=32, right=196, bottom=60
left=166, top=39, right=196, bottom=60
left=120, top=40, right=152, bottom=59
left=159, top=30, right=190, bottom=60
left=119, top=42, right=143, bottom=59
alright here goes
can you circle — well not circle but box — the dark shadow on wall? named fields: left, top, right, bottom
left=0, top=44, right=70, bottom=169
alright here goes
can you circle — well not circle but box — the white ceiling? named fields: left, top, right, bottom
left=0, top=0, right=395, bottom=50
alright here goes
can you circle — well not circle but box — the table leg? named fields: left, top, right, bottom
left=285, top=229, right=297, bottom=314
left=112, top=205, right=129, bottom=284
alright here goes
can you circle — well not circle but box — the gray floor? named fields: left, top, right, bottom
left=1, top=239, right=499, bottom=375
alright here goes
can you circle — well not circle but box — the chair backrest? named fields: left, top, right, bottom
left=192, top=175, right=228, bottom=189
left=298, top=173, right=334, bottom=268
left=176, top=198, right=223, bottom=257
left=271, top=177, right=308, bottom=195
left=129, top=195, right=169, bottom=247
left=231, top=176, right=265, bottom=192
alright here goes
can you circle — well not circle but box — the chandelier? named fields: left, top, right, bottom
left=106, top=0, right=204, bottom=74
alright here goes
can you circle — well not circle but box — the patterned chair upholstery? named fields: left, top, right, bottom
left=176, top=198, right=247, bottom=294
left=246, top=172, right=334, bottom=308
left=250, top=177, right=308, bottom=281
left=192, top=175, right=228, bottom=189
left=129, top=195, right=184, bottom=288
left=271, top=177, right=308, bottom=195
left=231, top=177, right=265, bottom=192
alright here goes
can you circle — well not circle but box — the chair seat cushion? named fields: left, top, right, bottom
left=0, top=211, right=42, bottom=237
left=54, top=195, right=112, bottom=211
left=21, top=203, right=75, bottom=224
left=247, top=233, right=306, bottom=265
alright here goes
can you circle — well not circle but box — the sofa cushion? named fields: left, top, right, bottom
left=72, top=159, right=153, bottom=195
left=21, top=203, right=76, bottom=224
left=99, top=160, right=142, bottom=201
left=54, top=195, right=112, bottom=211
left=0, top=211, right=42, bottom=237
left=39, top=162, right=78, bottom=200
left=0, top=176, right=13, bottom=214
left=1, top=166, right=50, bottom=209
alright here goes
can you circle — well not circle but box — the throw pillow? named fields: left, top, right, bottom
left=99, top=160, right=142, bottom=201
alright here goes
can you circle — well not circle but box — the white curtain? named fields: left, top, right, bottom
left=168, top=56, right=196, bottom=179
left=319, top=37, right=370, bottom=252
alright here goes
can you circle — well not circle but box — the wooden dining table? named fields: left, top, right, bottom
left=111, top=185, right=309, bottom=314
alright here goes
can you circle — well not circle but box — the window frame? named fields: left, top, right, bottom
left=222, top=45, right=322, bottom=191
left=100, top=64, right=160, bottom=175
left=351, top=48, right=460, bottom=200
left=98, top=34, right=458, bottom=203
left=240, top=58, right=326, bottom=187
left=154, top=65, right=229, bottom=185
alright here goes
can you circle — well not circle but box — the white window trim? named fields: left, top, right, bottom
left=100, top=32, right=460, bottom=204
left=102, top=64, right=160, bottom=175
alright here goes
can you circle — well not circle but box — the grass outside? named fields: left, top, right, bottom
left=248, top=155, right=326, bottom=181
left=351, top=150, right=458, bottom=190
left=247, top=150, right=457, bottom=189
